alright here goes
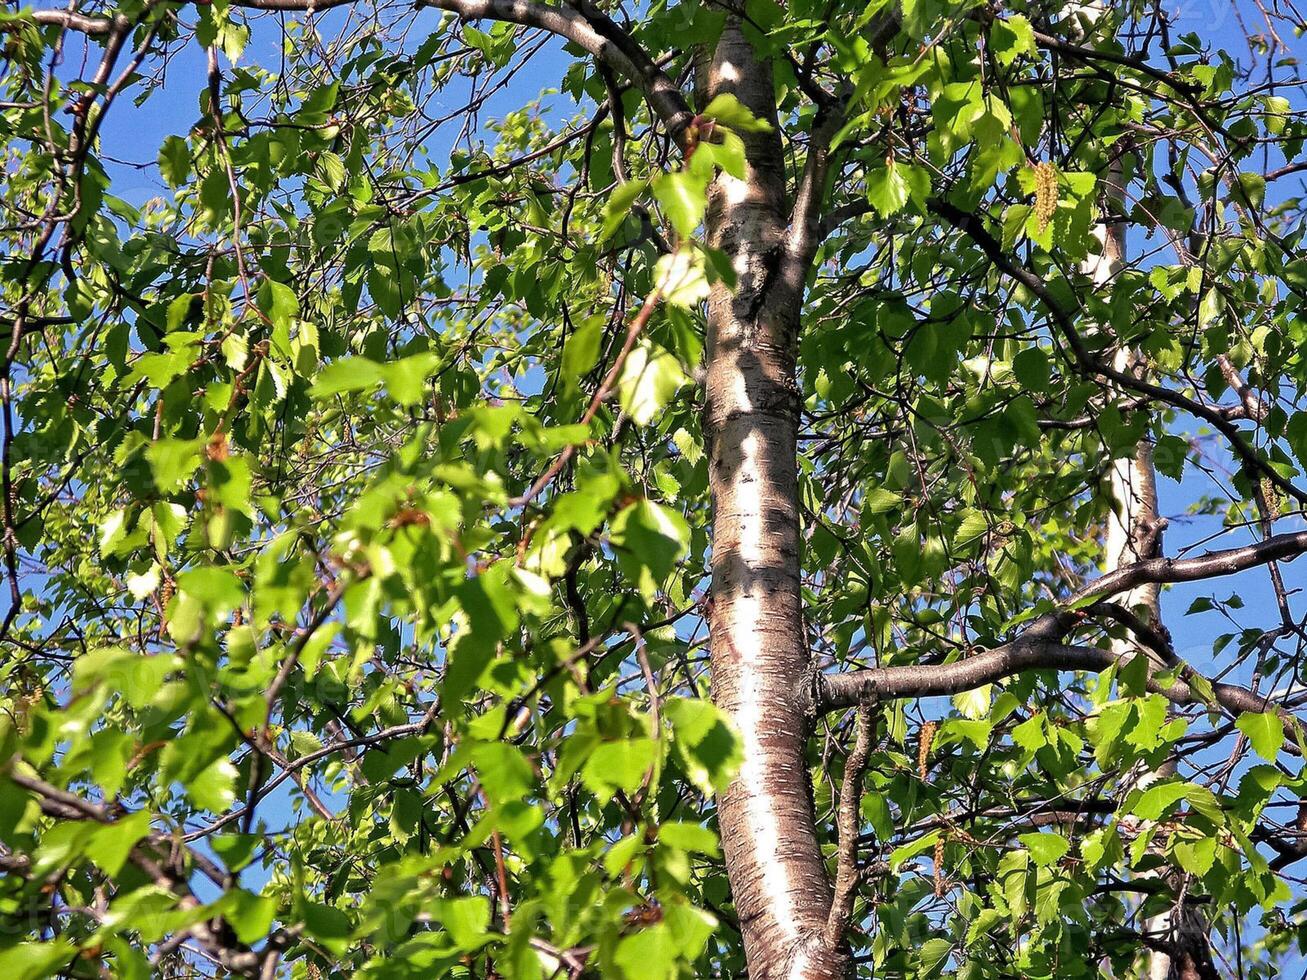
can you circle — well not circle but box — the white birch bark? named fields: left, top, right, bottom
left=703, top=21, right=848, bottom=979
left=1089, top=149, right=1213, bottom=980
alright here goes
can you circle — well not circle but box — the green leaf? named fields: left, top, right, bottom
left=258, top=279, right=299, bottom=332
left=1172, top=836, right=1217, bottom=876
left=187, top=757, right=239, bottom=812
left=890, top=830, right=942, bottom=870
left=222, top=332, right=249, bottom=371
left=653, top=171, right=708, bottom=239
left=211, top=833, right=261, bottom=872
left=86, top=810, right=152, bottom=875
left=665, top=697, right=741, bottom=795
left=73, top=647, right=180, bottom=709
left=991, top=14, right=1036, bottom=66
left=436, top=896, right=492, bottom=950
left=223, top=889, right=279, bottom=945
left=158, top=135, right=191, bottom=188
left=563, top=315, right=605, bottom=382
left=1019, top=831, right=1070, bottom=867
left=1081, top=826, right=1123, bottom=873
left=1118, top=652, right=1150, bottom=697
left=302, top=902, right=352, bottom=955
left=866, top=160, right=930, bottom=217
left=615, top=923, right=679, bottom=980
left=1198, top=287, right=1223, bottom=329
left=105, top=938, right=150, bottom=980
left=0, top=942, right=78, bottom=980
left=701, top=93, right=773, bottom=133
left=1011, top=713, right=1047, bottom=754
left=1236, top=711, right=1284, bottom=761
left=146, top=438, right=203, bottom=493
left=863, top=487, right=901, bottom=515
left=600, top=179, right=648, bottom=241
left=382, top=352, right=441, bottom=405
left=1125, top=695, right=1169, bottom=751
left=610, top=499, right=690, bottom=597
left=658, top=821, right=720, bottom=857
left=582, top=737, right=656, bottom=797
left=617, top=340, right=690, bottom=426
left=945, top=718, right=992, bottom=750
left=952, top=684, right=991, bottom=720
left=654, top=250, right=710, bottom=308
left=1233, top=171, right=1266, bottom=209
left=130, top=347, right=197, bottom=389
left=310, top=357, right=387, bottom=399
left=954, top=509, right=988, bottom=546
left=469, top=741, right=535, bottom=806
left=443, top=566, right=518, bottom=703
left=690, top=128, right=747, bottom=180
left=917, top=937, right=953, bottom=974
left=1132, top=781, right=1190, bottom=821
left=126, top=563, right=161, bottom=600
left=1012, top=347, right=1050, bottom=389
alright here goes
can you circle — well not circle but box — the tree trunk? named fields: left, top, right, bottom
left=1090, top=155, right=1215, bottom=980
left=702, top=21, right=845, bottom=980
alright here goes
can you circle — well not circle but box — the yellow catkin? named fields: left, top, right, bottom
left=933, top=836, right=946, bottom=897
left=1262, top=477, right=1281, bottom=520
left=1033, top=161, right=1059, bottom=232
left=918, top=720, right=937, bottom=781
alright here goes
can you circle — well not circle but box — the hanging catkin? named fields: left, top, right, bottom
left=1033, top=161, right=1059, bottom=232
left=918, top=720, right=937, bottom=781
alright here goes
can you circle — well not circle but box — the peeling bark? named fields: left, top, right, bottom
left=702, top=20, right=846, bottom=980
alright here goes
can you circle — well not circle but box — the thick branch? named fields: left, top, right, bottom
left=26, top=0, right=693, bottom=145
left=416, top=0, right=693, bottom=143
left=814, top=527, right=1307, bottom=714
left=787, top=13, right=897, bottom=262
left=813, top=639, right=1277, bottom=721
left=1029, top=29, right=1202, bottom=97
left=28, top=9, right=126, bottom=34
left=1072, top=528, right=1307, bottom=605
left=824, top=703, right=874, bottom=949
left=1216, top=354, right=1269, bottom=422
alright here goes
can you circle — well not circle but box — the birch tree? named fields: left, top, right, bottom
left=4, top=0, right=1307, bottom=977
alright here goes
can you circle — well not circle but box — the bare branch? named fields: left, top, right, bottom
left=24, top=0, right=693, bottom=145
left=824, top=703, right=875, bottom=949
left=814, top=526, right=1307, bottom=715
left=416, top=0, right=693, bottom=143
left=1072, top=528, right=1307, bottom=605
left=28, top=9, right=126, bottom=35
left=812, top=639, right=1282, bottom=724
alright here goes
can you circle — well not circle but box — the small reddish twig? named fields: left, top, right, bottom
left=472, top=781, right=514, bottom=930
